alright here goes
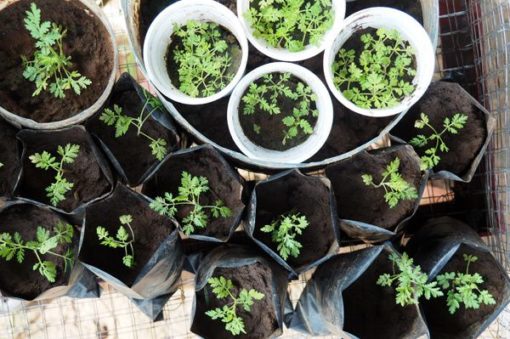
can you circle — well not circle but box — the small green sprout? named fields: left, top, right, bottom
left=436, top=254, right=496, bottom=314
left=260, top=212, right=309, bottom=260
left=409, top=112, right=468, bottom=170
left=149, top=171, right=232, bottom=236
left=29, top=143, right=80, bottom=207
left=96, top=215, right=135, bottom=268
left=99, top=90, right=168, bottom=161
left=0, top=222, right=74, bottom=282
left=22, top=3, right=91, bottom=98
left=361, top=157, right=418, bottom=208
left=245, top=0, right=334, bottom=52
left=205, top=276, right=265, bottom=335
left=333, top=28, right=416, bottom=109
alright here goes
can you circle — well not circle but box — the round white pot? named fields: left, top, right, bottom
left=323, top=7, right=435, bottom=117
left=143, top=0, right=249, bottom=106
left=237, top=0, right=346, bottom=62
left=227, top=62, right=334, bottom=164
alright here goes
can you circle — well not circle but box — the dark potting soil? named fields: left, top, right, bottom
left=343, top=251, right=426, bottom=339
left=254, top=173, right=335, bottom=268
left=87, top=76, right=179, bottom=186
left=17, top=128, right=111, bottom=212
left=0, top=204, right=74, bottom=300
left=79, top=186, right=175, bottom=286
left=0, top=120, right=19, bottom=197
left=0, top=0, right=114, bottom=123
left=326, top=147, right=421, bottom=229
left=391, top=81, right=487, bottom=176
left=192, top=263, right=278, bottom=339
left=346, top=0, right=423, bottom=24
left=142, top=147, right=244, bottom=240
left=422, top=244, right=506, bottom=338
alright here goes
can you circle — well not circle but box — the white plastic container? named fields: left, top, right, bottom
left=143, top=0, right=249, bottom=105
left=237, top=0, right=346, bottom=62
left=227, top=62, right=334, bottom=164
left=323, top=7, right=435, bottom=117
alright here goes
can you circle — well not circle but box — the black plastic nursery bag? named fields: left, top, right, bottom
left=0, top=118, right=20, bottom=198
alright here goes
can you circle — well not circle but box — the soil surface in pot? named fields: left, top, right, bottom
left=0, top=204, right=74, bottom=300
left=391, top=81, right=487, bottom=176
left=192, top=263, right=278, bottom=339
left=87, top=75, right=179, bottom=186
left=0, top=119, right=19, bottom=196
left=254, top=173, right=336, bottom=268
left=346, top=0, right=423, bottom=23
left=422, top=245, right=507, bottom=338
left=79, top=186, right=175, bottom=286
left=0, top=0, right=114, bottom=123
left=142, top=147, right=244, bottom=240
left=326, top=147, right=421, bottom=229
left=342, top=251, right=426, bottom=338
left=17, top=128, right=111, bottom=212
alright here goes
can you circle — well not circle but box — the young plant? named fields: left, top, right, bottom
left=377, top=252, right=443, bottom=307
left=29, top=143, right=80, bottom=207
left=96, top=215, right=135, bottom=268
left=241, top=72, right=318, bottom=145
left=99, top=90, right=168, bottom=161
left=150, top=171, right=232, bottom=236
left=260, top=212, right=309, bottom=260
left=205, top=276, right=265, bottom=335
left=361, top=157, right=418, bottom=209
left=245, top=0, right=334, bottom=52
left=333, top=28, right=416, bottom=109
left=409, top=112, right=468, bottom=170
left=436, top=254, right=496, bottom=314
left=172, top=20, right=234, bottom=97
left=22, top=3, right=91, bottom=98
left=0, top=222, right=74, bottom=283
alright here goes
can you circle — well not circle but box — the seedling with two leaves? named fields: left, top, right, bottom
left=260, top=212, right=309, bottom=260
left=96, top=214, right=135, bottom=268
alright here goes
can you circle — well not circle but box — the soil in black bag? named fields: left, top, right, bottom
left=345, top=0, right=423, bottom=23
left=0, top=120, right=19, bottom=196
left=192, top=263, right=278, bottom=339
left=391, top=81, right=486, bottom=176
left=0, top=204, right=75, bottom=299
left=326, top=148, right=421, bottom=229
left=0, top=0, right=114, bottom=123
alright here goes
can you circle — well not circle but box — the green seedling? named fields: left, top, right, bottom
left=96, top=214, right=135, bottom=268
left=260, top=212, right=309, bottom=260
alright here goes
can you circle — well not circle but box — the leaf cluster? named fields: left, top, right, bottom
left=205, top=276, right=265, bottom=335
left=0, top=222, right=74, bottom=282
left=260, top=212, right=309, bottom=260
left=333, top=28, right=416, bottom=109
left=410, top=112, right=468, bottom=170
left=245, top=0, right=334, bottom=52
left=29, top=143, right=80, bottom=207
left=150, top=171, right=232, bottom=236
left=22, top=3, right=91, bottom=98
left=361, top=157, right=418, bottom=208
left=96, top=214, right=136, bottom=268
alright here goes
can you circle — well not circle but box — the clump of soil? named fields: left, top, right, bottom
left=0, top=0, right=114, bottom=123
left=0, top=119, right=20, bottom=196
left=192, top=263, right=279, bottom=339
left=346, top=0, right=423, bottom=23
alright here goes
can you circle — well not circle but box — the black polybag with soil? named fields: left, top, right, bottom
left=0, top=118, right=20, bottom=198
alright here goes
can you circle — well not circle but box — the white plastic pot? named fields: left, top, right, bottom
left=143, top=0, right=249, bottom=106
left=237, top=0, right=346, bottom=62
left=227, top=62, right=334, bottom=164
left=323, top=7, right=435, bottom=118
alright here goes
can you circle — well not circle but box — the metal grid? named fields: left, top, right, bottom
left=1, top=0, right=510, bottom=337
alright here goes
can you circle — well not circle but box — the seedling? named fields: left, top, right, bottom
left=205, top=276, right=265, bottom=335
left=0, top=222, right=74, bottom=282
left=377, top=252, right=443, bottom=307
left=99, top=90, right=168, bottom=161
left=260, top=212, right=309, bottom=260
left=245, top=0, right=334, bottom=52
left=409, top=112, right=468, bottom=170
left=241, top=73, right=318, bottom=145
left=150, top=171, right=232, bottom=236
left=29, top=143, right=80, bottom=207
left=96, top=215, right=135, bottom=268
left=172, top=20, right=234, bottom=97
left=436, top=254, right=496, bottom=314
left=22, top=3, right=91, bottom=98
left=361, top=157, right=418, bottom=208
left=333, top=28, right=416, bottom=109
